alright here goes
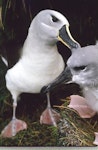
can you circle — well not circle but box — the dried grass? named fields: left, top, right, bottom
left=56, top=98, right=98, bottom=147
left=0, top=94, right=98, bottom=147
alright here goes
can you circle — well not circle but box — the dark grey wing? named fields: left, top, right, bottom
left=41, top=66, right=72, bottom=94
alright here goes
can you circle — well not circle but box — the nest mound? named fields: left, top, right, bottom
left=0, top=95, right=98, bottom=147
left=57, top=98, right=98, bottom=146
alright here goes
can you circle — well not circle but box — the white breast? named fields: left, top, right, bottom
left=83, top=87, right=98, bottom=112
left=6, top=50, right=64, bottom=94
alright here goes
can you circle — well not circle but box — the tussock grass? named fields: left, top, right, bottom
left=56, top=98, right=98, bottom=146
left=0, top=92, right=98, bottom=146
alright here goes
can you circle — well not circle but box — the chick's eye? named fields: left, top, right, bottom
left=51, top=15, right=59, bottom=22
left=73, top=66, right=87, bottom=71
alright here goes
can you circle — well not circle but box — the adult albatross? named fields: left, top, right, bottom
left=1, top=9, right=80, bottom=138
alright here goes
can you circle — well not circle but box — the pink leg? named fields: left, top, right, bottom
left=1, top=99, right=27, bottom=138
left=93, top=132, right=98, bottom=145
left=1, top=119, right=27, bottom=138
left=68, top=95, right=96, bottom=118
left=40, top=92, right=60, bottom=127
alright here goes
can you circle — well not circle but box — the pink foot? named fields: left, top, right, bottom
left=40, top=108, right=60, bottom=127
left=68, top=95, right=96, bottom=118
left=1, top=119, right=27, bottom=138
left=93, top=132, right=98, bottom=145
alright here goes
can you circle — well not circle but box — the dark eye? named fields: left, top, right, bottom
left=51, top=15, right=59, bottom=22
left=73, top=66, right=87, bottom=71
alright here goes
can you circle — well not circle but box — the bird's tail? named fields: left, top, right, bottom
left=0, top=55, right=8, bottom=66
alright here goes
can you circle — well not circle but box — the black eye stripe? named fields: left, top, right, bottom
left=51, top=15, right=59, bottom=22
left=73, top=66, right=86, bottom=71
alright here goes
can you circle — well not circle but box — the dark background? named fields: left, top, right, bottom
left=2, top=0, right=98, bottom=45
left=1, top=0, right=98, bottom=113
left=1, top=0, right=98, bottom=66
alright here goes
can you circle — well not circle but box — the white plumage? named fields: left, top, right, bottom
left=1, top=9, right=79, bottom=137
left=6, top=44, right=64, bottom=94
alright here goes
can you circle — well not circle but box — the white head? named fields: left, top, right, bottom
left=67, top=44, right=98, bottom=88
left=28, top=9, right=80, bottom=48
